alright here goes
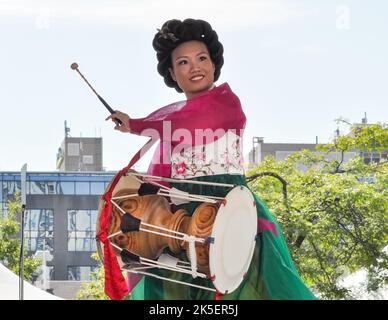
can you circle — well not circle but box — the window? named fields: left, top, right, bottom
left=83, top=155, right=94, bottom=164
left=58, top=181, right=75, bottom=194
left=68, top=209, right=97, bottom=252
left=24, top=209, right=54, bottom=252
left=67, top=266, right=99, bottom=281
left=2, top=181, right=21, bottom=198
left=29, top=181, right=59, bottom=195
left=47, top=182, right=56, bottom=194
left=90, top=182, right=105, bottom=195
left=75, top=182, right=89, bottom=194
left=29, top=181, right=46, bottom=194
left=67, top=143, right=80, bottom=156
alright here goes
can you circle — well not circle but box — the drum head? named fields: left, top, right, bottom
left=209, top=186, right=257, bottom=294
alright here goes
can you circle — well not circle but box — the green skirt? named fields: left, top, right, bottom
left=131, top=174, right=316, bottom=300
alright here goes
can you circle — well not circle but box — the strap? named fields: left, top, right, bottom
left=97, top=136, right=158, bottom=300
left=124, top=137, right=158, bottom=171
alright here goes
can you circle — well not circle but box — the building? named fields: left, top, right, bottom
left=56, top=121, right=103, bottom=171
left=0, top=170, right=115, bottom=298
left=247, top=137, right=359, bottom=170
left=56, top=137, right=103, bottom=172
left=0, top=172, right=115, bottom=297
left=247, top=121, right=387, bottom=169
left=0, top=121, right=115, bottom=298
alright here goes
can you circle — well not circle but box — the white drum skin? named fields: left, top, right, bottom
left=209, top=186, right=257, bottom=294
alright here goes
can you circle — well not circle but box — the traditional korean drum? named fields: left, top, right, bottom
left=96, top=171, right=257, bottom=294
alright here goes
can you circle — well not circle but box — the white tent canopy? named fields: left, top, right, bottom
left=0, top=263, right=63, bottom=300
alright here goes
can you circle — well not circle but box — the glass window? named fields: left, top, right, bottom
left=67, top=209, right=96, bottom=252
left=67, top=266, right=97, bottom=281
left=90, top=182, right=105, bottom=195
left=68, top=210, right=77, bottom=231
left=76, top=210, right=90, bottom=231
left=2, top=181, right=21, bottom=199
left=90, top=210, right=97, bottom=231
left=75, top=182, right=89, bottom=195
left=46, top=182, right=57, bottom=194
left=24, top=209, right=54, bottom=252
left=67, top=238, right=75, bottom=251
left=76, top=238, right=88, bottom=251
left=29, top=181, right=46, bottom=195
left=58, top=182, right=75, bottom=195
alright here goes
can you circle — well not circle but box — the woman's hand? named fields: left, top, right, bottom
left=105, top=111, right=131, bottom=133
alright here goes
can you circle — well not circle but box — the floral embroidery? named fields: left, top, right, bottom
left=171, top=132, right=244, bottom=178
left=174, top=162, right=187, bottom=175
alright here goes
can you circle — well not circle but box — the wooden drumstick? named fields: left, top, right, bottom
left=70, top=62, right=122, bottom=125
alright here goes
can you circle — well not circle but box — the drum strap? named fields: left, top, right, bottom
left=97, top=137, right=158, bottom=300
left=125, top=137, right=158, bottom=171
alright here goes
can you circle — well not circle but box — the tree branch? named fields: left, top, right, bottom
left=246, top=171, right=288, bottom=200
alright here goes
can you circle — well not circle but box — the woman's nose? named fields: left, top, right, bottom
left=190, top=62, right=201, bottom=73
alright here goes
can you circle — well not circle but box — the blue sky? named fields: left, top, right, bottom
left=0, top=0, right=387, bottom=172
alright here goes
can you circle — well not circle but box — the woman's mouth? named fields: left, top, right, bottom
left=190, top=75, right=204, bottom=81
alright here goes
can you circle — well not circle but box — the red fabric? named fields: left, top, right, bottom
left=214, top=291, right=223, bottom=300
left=97, top=138, right=156, bottom=300
left=129, top=83, right=245, bottom=138
left=129, top=83, right=246, bottom=178
left=257, top=217, right=279, bottom=237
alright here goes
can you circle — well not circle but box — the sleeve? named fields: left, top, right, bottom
left=128, top=84, right=246, bottom=139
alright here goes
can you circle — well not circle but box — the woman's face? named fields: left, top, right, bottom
left=169, top=40, right=216, bottom=100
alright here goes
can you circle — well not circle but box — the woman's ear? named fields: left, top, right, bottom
left=169, top=67, right=176, bottom=81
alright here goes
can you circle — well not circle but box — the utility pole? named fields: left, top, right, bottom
left=19, top=163, right=27, bottom=300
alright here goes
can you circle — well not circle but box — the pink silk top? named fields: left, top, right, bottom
left=124, top=83, right=246, bottom=293
left=128, top=83, right=246, bottom=178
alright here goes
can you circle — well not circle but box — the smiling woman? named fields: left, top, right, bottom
left=168, top=40, right=216, bottom=100
left=101, top=18, right=316, bottom=301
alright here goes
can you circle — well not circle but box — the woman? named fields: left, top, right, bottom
left=107, top=18, right=316, bottom=300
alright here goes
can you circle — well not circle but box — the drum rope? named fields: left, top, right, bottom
left=187, top=235, right=199, bottom=278
left=110, top=242, right=206, bottom=279
left=125, top=270, right=217, bottom=292
left=111, top=194, right=139, bottom=200
left=158, top=190, right=218, bottom=204
left=110, top=198, right=206, bottom=243
left=145, top=179, right=223, bottom=203
left=135, top=257, right=206, bottom=278
left=127, top=172, right=235, bottom=188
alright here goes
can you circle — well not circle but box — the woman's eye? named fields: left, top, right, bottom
left=178, top=60, right=187, bottom=65
left=199, top=56, right=207, bottom=61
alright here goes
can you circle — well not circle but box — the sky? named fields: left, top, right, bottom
left=0, top=0, right=387, bottom=172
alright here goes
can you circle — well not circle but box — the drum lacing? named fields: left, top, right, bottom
left=183, top=234, right=199, bottom=278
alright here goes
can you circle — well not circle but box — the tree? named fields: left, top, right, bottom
left=247, top=122, right=387, bottom=299
left=0, top=194, right=39, bottom=280
left=76, top=253, right=109, bottom=300
left=76, top=253, right=131, bottom=300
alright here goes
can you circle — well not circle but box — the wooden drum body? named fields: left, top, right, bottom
left=96, top=171, right=257, bottom=294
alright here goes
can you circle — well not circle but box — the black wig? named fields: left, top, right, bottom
left=152, top=19, right=224, bottom=93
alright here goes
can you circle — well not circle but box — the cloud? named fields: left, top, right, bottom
left=0, top=0, right=316, bottom=29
